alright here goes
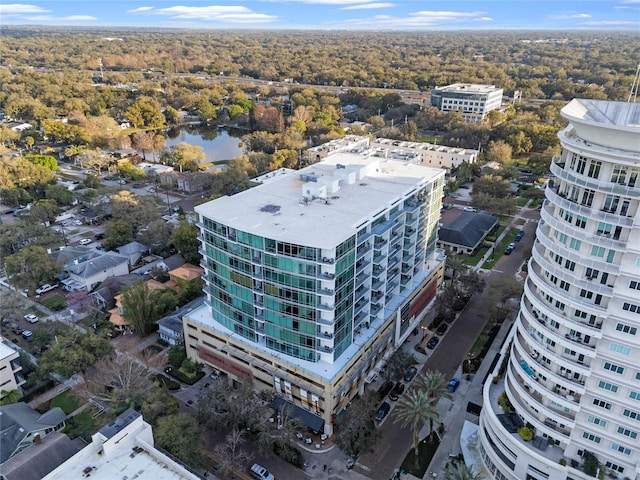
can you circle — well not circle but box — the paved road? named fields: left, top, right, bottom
left=355, top=207, right=538, bottom=480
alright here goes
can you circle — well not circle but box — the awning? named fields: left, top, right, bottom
left=272, top=396, right=324, bottom=433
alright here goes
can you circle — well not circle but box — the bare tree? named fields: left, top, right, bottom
left=213, top=429, right=253, bottom=480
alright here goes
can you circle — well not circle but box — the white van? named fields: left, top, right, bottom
left=250, top=463, right=274, bottom=480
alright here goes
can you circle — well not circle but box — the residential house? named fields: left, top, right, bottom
left=0, top=403, right=66, bottom=465
left=0, top=432, right=85, bottom=480
left=0, top=341, right=26, bottom=400
left=157, top=296, right=205, bottom=346
left=90, top=273, right=140, bottom=310
left=437, top=208, right=498, bottom=255
left=116, top=241, right=149, bottom=267
left=60, top=251, right=130, bottom=292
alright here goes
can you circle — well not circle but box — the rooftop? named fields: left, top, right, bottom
left=0, top=340, right=19, bottom=361
left=433, top=83, right=502, bottom=94
left=196, top=152, right=444, bottom=249
left=562, top=99, right=640, bottom=129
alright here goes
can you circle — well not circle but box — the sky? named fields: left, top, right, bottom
left=0, top=0, right=639, bottom=30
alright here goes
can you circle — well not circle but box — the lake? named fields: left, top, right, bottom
left=165, top=126, right=245, bottom=162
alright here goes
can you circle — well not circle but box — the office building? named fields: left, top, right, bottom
left=430, top=83, right=503, bottom=122
left=186, top=147, right=446, bottom=435
left=479, top=99, right=640, bottom=480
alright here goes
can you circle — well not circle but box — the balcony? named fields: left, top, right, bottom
left=545, top=187, right=634, bottom=228
left=539, top=204, right=626, bottom=251
left=550, top=158, right=640, bottom=199
left=317, top=271, right=335, bottom=280
left=318, top=303, right=334, bottom=311
left=318, top=288, right=334, bottom=297
left=319, top=257, right=336, bottom=265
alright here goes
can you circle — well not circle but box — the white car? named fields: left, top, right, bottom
left=73, top=219, right=83, bottom=226
left=24, top=314, right=39, bottom=323
left=35, top=284, right=57, bottom=295
left=79, top=238, right=92, bottom=245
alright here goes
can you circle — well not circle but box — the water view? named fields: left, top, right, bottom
left=165, top=126, right=245, bottom=163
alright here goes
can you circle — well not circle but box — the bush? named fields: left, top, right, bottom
left=155, top=374, right=180, bottom=390
left=168, top=346, right=186, bottom=367
left=518, top=426, right=533, bottom=441
left=583, top=450, right=599, bottom=477
left=498, top=391, right=513, bottom=412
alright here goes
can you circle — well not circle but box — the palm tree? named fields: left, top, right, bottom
left=446, top=253, right=467, bottom=284
left=0, top=389, right=21, bottom=405
left=393, top=390, right=440, bottom=465
left=417, top=370, right=453, bottom=405
left=443, top=463, right=483, bottom=480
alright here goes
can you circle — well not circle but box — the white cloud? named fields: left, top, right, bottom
left=342, top=3, right=395, bottom=10
left=549, top=13, right=591, bottom=20
left=24, top=14, right=97, bottom=22
left=0, top=3, right=49, bottom=15
left=285, top=0, right=372, bottom=4
left=581, top=19, right=640, bottom=26
left=128, top=6, right=154, bottom=13
left=332, top=10, right=492, bottom=29
left=152, top=5, right=278, bottom=23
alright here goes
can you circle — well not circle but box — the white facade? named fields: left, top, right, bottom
left=0, top=341, right=25, bottom=399
left=430, top=83, right=503, bottom=122
left=479, top=99, right=640, bottom=480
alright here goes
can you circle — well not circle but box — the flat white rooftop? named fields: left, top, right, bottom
left=196, top=152, right=444, bottom=249
left=0, top=340, right=19, bottom=361
left=435, top=83, right=501, bottom=94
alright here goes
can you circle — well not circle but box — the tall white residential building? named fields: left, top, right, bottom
left=0, top=340, right=25, bottom=399
left=430, top=83, right=503, bottom=122
left=479, top=99, right=640, bottom=480
left=186, top=147, right=446, bottom=435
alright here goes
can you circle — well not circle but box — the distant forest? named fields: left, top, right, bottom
left=1, top=28, right=638, bottom=100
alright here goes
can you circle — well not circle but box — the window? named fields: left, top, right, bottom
left=616, top=427, right=638, bottom=439
left=597, top=222, right=612, bottom=235
left=576, top=157, right=587, bottom=174
left=598, top=380, right=619, bottom=393
left=569, top=238, right=581, bottom=250
left=564, top=210, right=574, bottom=223
left=630, top=280, right=640, bottom=290
left=611, top=443, right=631, bottom=456
left=581, top=189, right=594, bottom=206
left=587, top=415, right=607, bottom=427
left=559, top=280, right=570, bottom=291
left=616, top=323, right=637, bottom=335
left=609, top=343, right=631, bottom=355
left=593, top=398, right=612, bottom=410
left=582, top=431, right=601, bottom=444
left=623, top=408, right=640, bottom=421
left=580, top=289, right=593, bottom=299
left=630, top=391, right=640, bottom=401
left=604, top=462, right=624, bottom=474
left=564, top=260, right=575, bottom=271
left=575, top=215, right=587, bottom=229
left=603, top=362, right=624, bottom=374
left=610, top=165, right=627, bottom=184
left=591, top=245, right=605, bottom=258
left=587, top=161, right=601, bottom=179
left=603, top=194, right=619, bottom=213
left=622, top=303, right=640, bottom=315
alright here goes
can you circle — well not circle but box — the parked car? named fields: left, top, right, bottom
left=73, top=219, right=83, bottom=226
left=389, top=382, right=405, bottom=401
left=12, top=325, right=24, bottom=335
left=250, top=463, right=274, bottom=480
left=35, top=283, right=57, bottom=295
left=448, top=378, right=461, bottom=392
left=376, top=402, right=391, bottom=421
left=95, top=233, right=105, bottom=240
left=514, top=231, right=525, bottom=241
left=79, top=238, right=92, bottom=245
left=403, top=366, right=418, bottom=383
left=504, top=245, right=514, bottom=255
left=22, top=330, right=33, bottom=340
left=426, top=337, right=440, bottom=349
left=24, top=314, right=39, bottom=323
left=436, top=323, right=448, bottom=336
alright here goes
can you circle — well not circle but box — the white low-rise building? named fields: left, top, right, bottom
left=430, top=83, right=503, bottom=122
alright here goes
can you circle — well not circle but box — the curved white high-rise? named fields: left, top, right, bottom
left=479, top=99, right=640, bottom=480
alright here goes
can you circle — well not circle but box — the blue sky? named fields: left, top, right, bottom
left=1, top=1, right=639, bottom=30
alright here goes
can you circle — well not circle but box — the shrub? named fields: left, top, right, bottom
left=518, top=426, right=533, bottom=441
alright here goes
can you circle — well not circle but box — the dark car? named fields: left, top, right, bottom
left=504, top=245, right=514, bottom=255
left=426, top=337, right=440, bottom=349
left=376, top=402, right=391, bottom=421
left=448, top=378, right=461, bottom=392
left=436, top=323, right=448, bottom=336
left=403, top=366, right=418, bottom=383
left=514, top=231, right=524, bottom=241
left=389, top=382, right=405, bottom=401
left=11, top=325, right=24, bottom=335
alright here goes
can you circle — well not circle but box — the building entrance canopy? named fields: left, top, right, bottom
left=272, top=397, right=324, bottom=433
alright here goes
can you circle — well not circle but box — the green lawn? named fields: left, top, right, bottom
left=463, top=247, right=488, bottom=267
left=41, top=295, right=67, bottom=311
left=400, top=432, right=440, bottom=477
left=50, top=389, right=82, bottom=414
left=516, top=197, right=529, bottom=207
left=63, top=407, right=111, bottom=441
